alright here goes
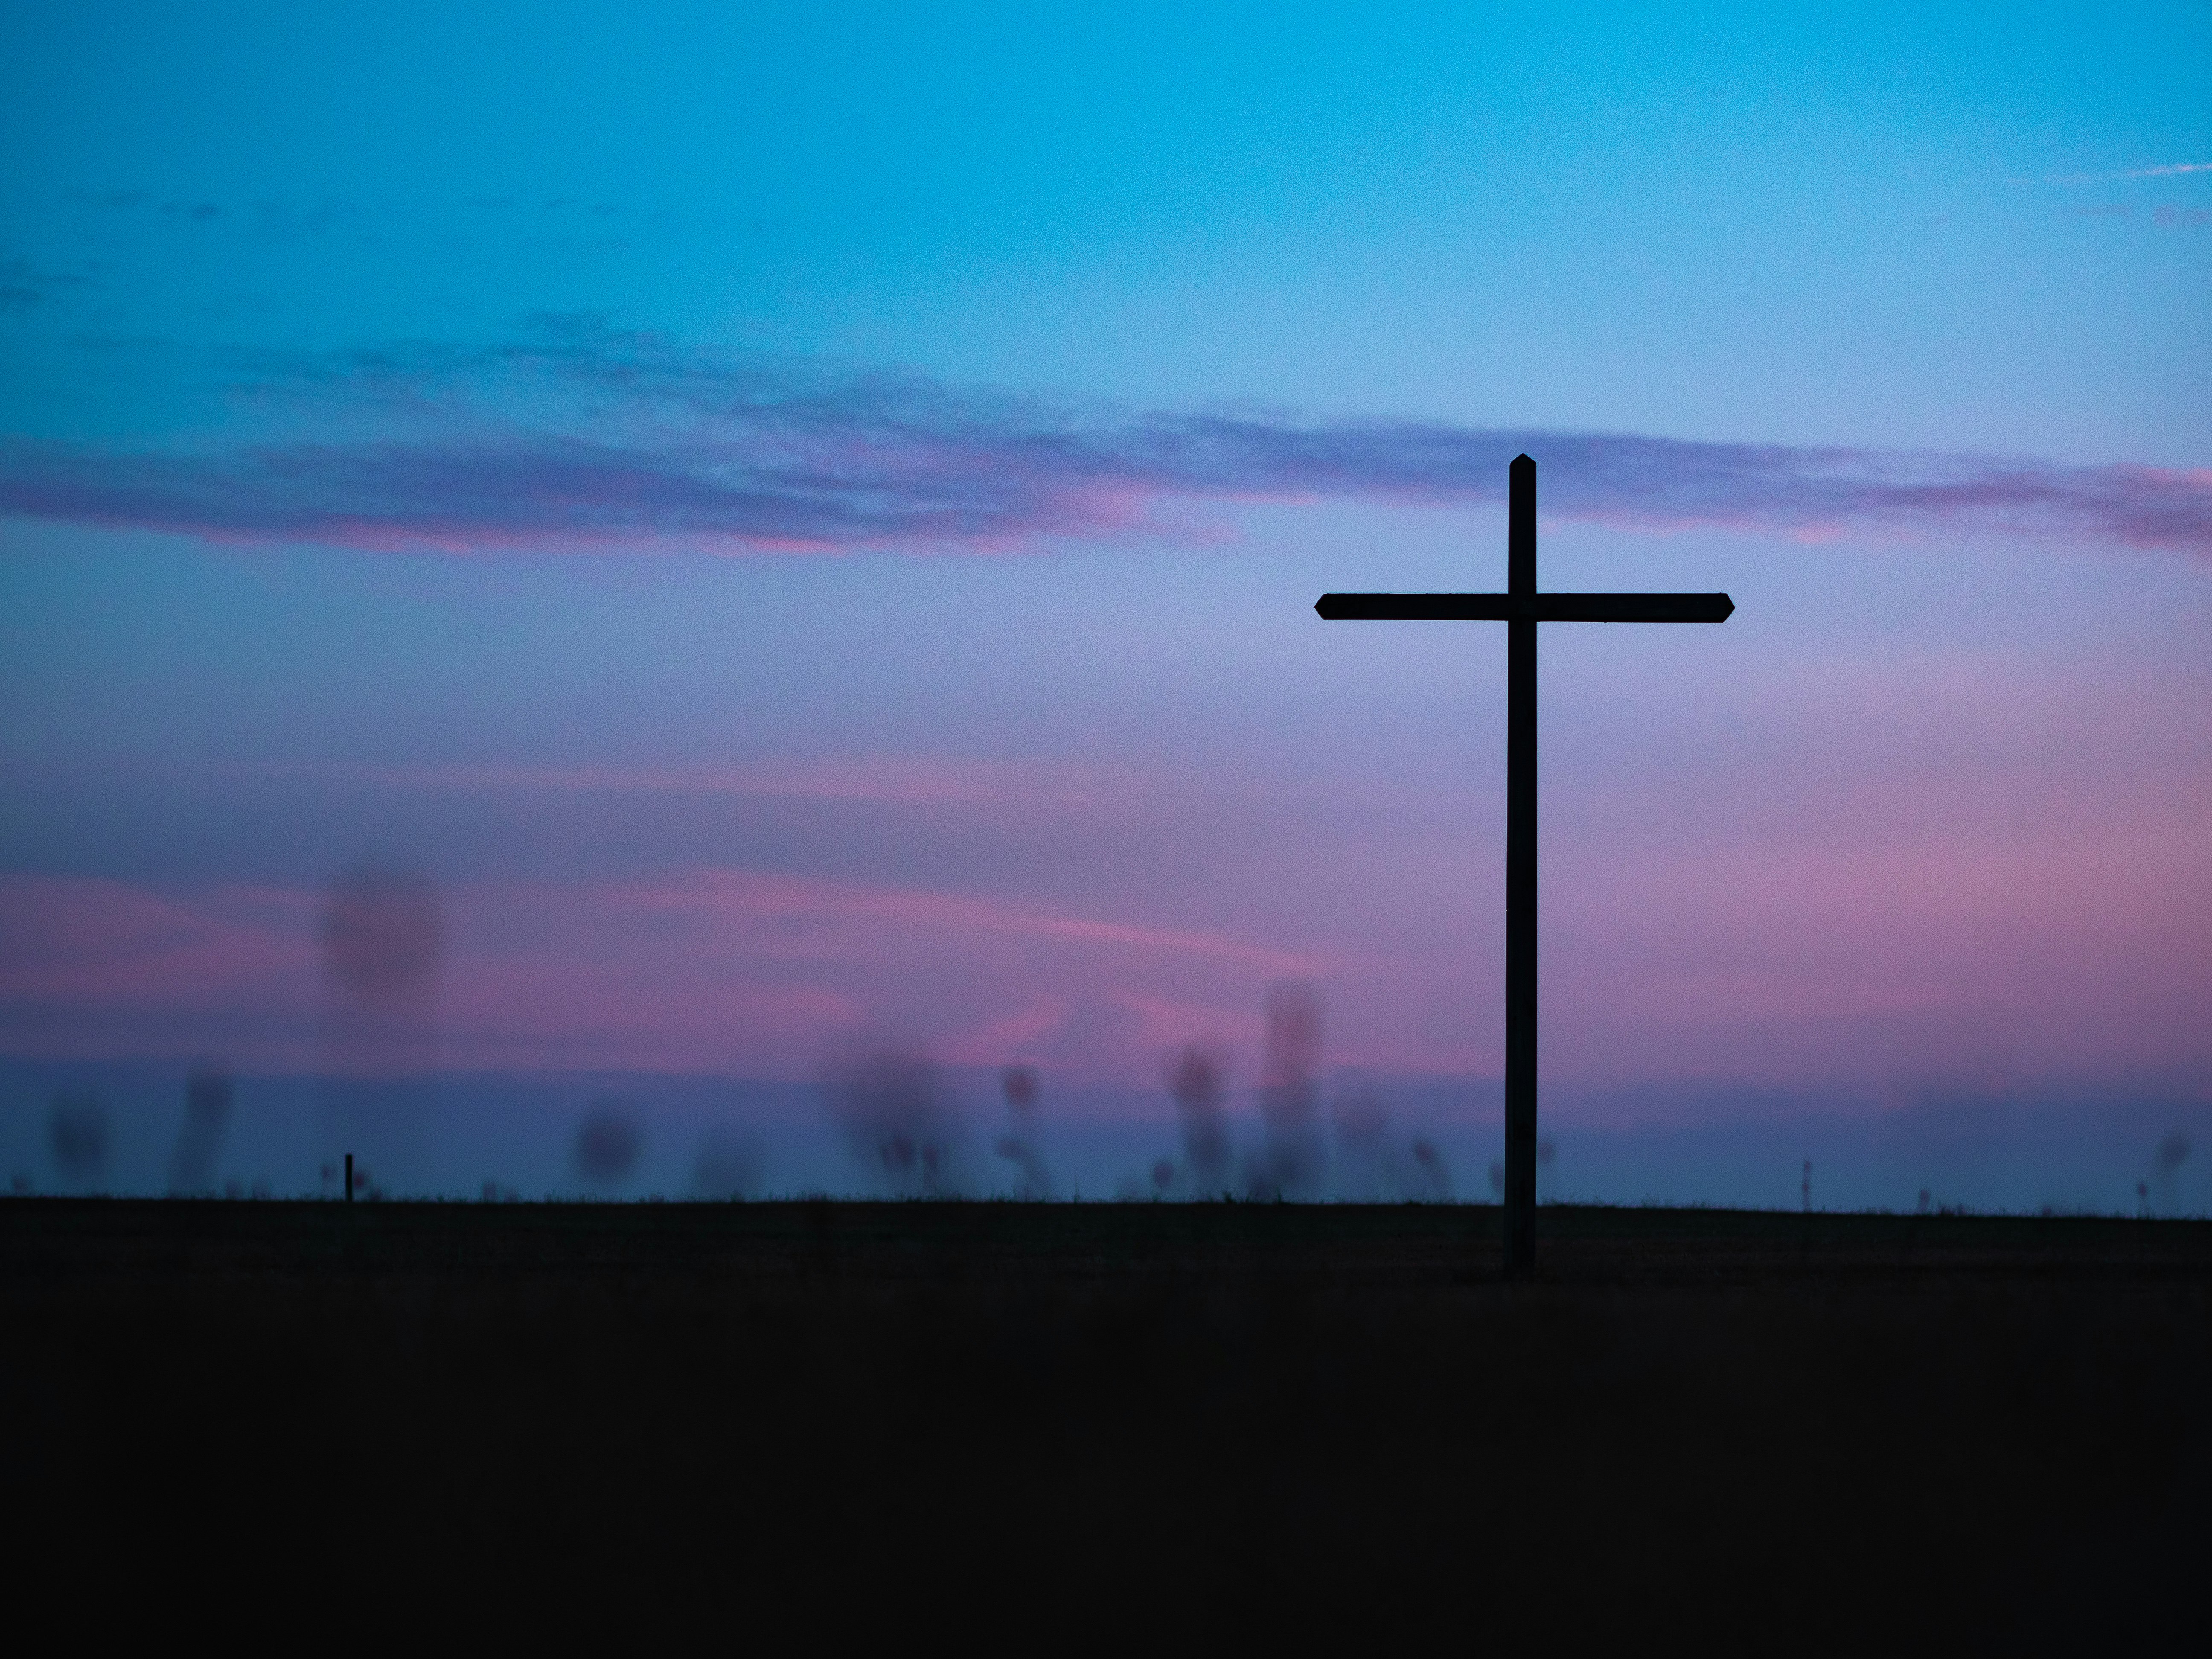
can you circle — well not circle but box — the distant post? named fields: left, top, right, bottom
left=345, top=1153, right=354, bottom=1204
left=1316, top=455, right=1734, bottom=1278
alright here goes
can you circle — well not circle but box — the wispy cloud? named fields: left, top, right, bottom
left=1, top=321, right=2205, bottom=556
left=2013, top=161, right=2212, bottom=185
left=0, top=867, right=1316, bottom=1073
left=222, top=755, right=1118, bottom=807
left=0, top=253, right=100, bottom=312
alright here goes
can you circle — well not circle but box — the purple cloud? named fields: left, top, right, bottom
left=1, top=325, right=2204, bottom=555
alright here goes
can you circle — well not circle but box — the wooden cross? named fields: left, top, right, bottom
left=1316, top=454, right=1733, bottom=1277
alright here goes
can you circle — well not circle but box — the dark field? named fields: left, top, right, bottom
left=7, top=1200, right=2208, bottom=1639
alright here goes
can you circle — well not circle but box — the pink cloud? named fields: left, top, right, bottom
left=7, top=797, right=2202, bottom=1094
left=223, top=755, right=1123, bottom=808
left=6, top=677, right=2206, bottom=1095
left=0, top=866, right=1319, bottom=1079
left=1532, top=781, right=2212, bottom=1092
left=0, top=874, right=312, bottom=1010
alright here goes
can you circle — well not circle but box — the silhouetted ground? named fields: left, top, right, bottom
left=6, top=1200, right=2206, bottom=1639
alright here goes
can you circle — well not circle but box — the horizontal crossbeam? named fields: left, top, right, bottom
left=1316, top=592, right=1734, bottom=623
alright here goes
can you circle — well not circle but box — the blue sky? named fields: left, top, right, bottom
left=2, top=3, right=2207, bottom=1202
left=5, top=3, right=2206, bottom=453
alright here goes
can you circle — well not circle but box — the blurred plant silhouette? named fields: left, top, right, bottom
left=49, top=1091, right=108, bottom=1188
left=1167, top=1045, right=1231, bottom=1196
left=993, top=1063, right=1050, bottom=1198
left=823, top=1042, right=966, bottom=1196
left=573, top=1100, right=644, bottom=1190
left=168, top=1062, right=233, bottom=1194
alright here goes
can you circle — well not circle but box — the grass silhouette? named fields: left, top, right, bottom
left=5, top=1199, right=2205, bottom=1639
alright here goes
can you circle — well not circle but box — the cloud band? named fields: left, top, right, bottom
left=1, top=328, right=2204, bottom=556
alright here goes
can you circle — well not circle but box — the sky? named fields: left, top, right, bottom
left=1, top=3, right=2208, bottom=1202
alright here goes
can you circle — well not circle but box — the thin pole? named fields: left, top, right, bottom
left=345, top=1152, right=354, bottom=1204
left=1503, top=454, right=1537, bottom=1278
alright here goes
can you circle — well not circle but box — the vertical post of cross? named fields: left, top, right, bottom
left=1504, top=454, right=1538, bottom=1279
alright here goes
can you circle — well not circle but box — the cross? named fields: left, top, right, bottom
left=1316, top=454, right=1733, bottom=1278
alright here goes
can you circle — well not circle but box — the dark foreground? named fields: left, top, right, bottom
left=6, top=1200, right=2208, bottom=1639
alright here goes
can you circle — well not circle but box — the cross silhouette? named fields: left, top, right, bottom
left=1316, top=454, right=1734, bottom=1278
